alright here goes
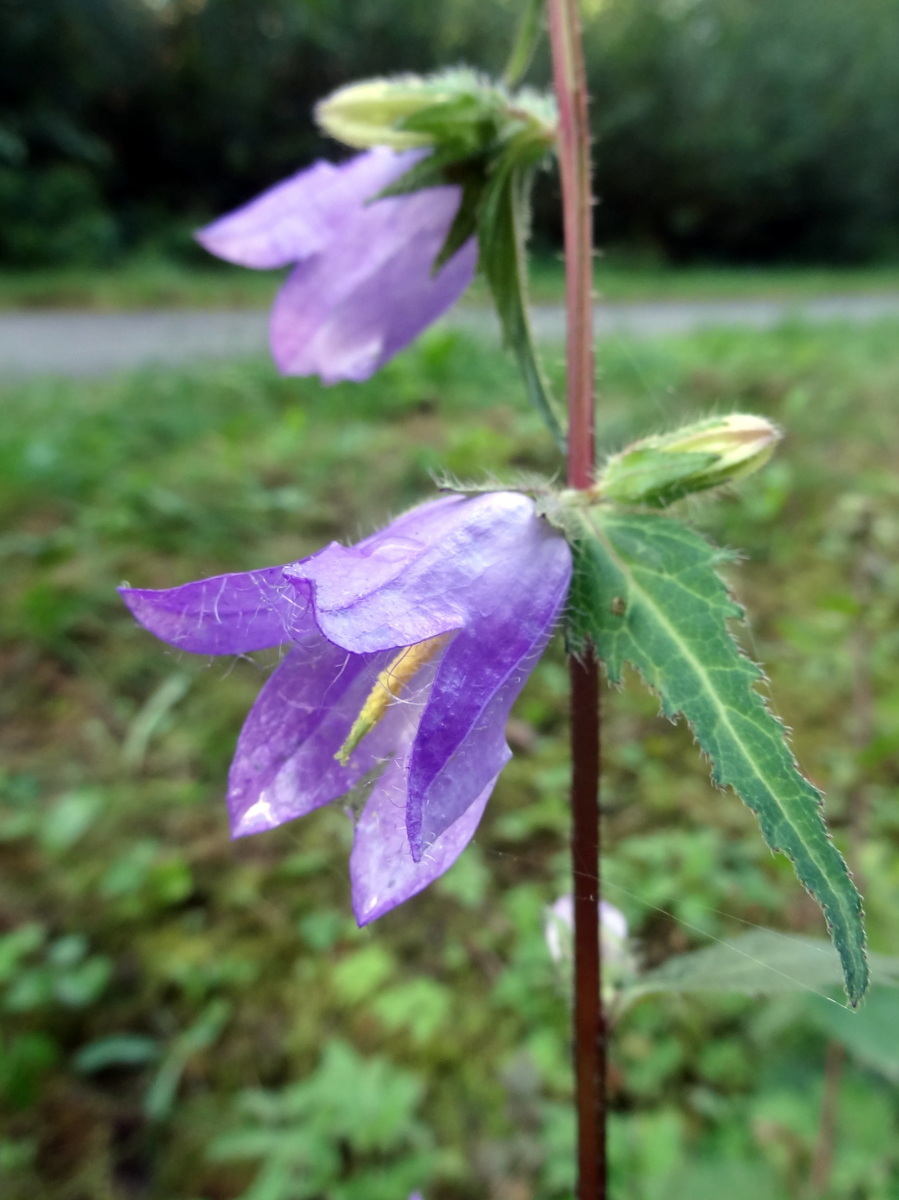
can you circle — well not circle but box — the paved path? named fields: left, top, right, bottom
left=3, top=293, right=899, bottom=379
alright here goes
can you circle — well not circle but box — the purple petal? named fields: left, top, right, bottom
left=405, top=505, right=572, bottom=857
left=288, top=494, right=550, bottom=654
left=270, top=189, right=475, bottom=382
left=196, top=148, right=424, bottom=270
left=196, top=146, right=475, bottom=383
left=119, top=568, right=313, bottom=655
left=228, top=635, right=444, bottom=837
left=229, top=638, right=379, bottom=835
left=350, top=758, right=494, bottom=926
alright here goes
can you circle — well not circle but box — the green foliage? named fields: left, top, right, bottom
left=0, top=165, right=118, bottom=267
left=585, top=0, right=899, bottom=261
left=0, top=0, right=148, bottom=266
left=6, top=0, right=899, bottom=266
left=566, top=509, right=867, bottom=1003
left=3, top=257, right=899, bottom=312
left=0, top=0, right=519, bottom=266
left=1, top=323, right=898, bottom=1195
left=631, top=930, right=899, bottom=1002
left=208, top=1041, right=440, bottom=1200
left=809, top=988, right=899, bottom=1084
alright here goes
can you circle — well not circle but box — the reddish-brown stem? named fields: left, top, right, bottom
left=548, top=0, right=595, bottom=491
left=547, top=0, right=604, bottom=1197
left=809, top=1041, right=844, bottom=1195
left=569, top=653, right=604, bottom=1197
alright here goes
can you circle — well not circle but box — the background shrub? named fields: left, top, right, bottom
left=2, top=0, right=899, bottom=265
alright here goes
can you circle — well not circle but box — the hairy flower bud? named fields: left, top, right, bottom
left=316, top=69, right=557, bottom=160
left=315, top=77, right=451, bottom=150
left=598, top=413, right=781, bottom=508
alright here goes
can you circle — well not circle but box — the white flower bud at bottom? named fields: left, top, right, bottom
left=544, top=895, right=635, bottom=1004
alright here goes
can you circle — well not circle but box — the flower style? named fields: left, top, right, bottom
left=197, top=147, right=477, bottom=384
left=120, top=493, right=571, bottom=924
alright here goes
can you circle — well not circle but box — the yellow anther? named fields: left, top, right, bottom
left=335, top=634, right=450, bottom=766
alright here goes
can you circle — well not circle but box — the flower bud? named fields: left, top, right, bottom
left=316, top=75, right=461, bottom=150
left=598, top=413, right=781, bottom=508
left=316, top=71, right=557, bottom=159
left=544, top=895, right=635, bottom=1005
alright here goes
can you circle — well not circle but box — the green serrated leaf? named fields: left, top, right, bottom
left=567, top=510, right=868, bottom=1004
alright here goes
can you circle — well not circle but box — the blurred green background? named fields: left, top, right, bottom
left=4, top=0, right=899, bottom=1197
left=3, top=322, right=899, bottom=1198
left=3, top=0, right=899, bottom=269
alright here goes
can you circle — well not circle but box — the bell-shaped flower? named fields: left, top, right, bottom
left=197, top=147, right=477, bottom=383
left=120, top=493, right=571, bottom=924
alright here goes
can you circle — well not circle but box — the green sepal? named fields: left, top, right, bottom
left=433, top=176, right=483, bottom=270
left=380, top=123, right=565, bottom=446
left=373, top=154, right=485, bottom=270
left=598, top=414, right=781, bottom=508
left=566, top=509, right=868, bottom=1005
left=599, top=447, right=719, bottom=508
left=502, top=0, right=544, bottom=88
left=476, top=156, right=565, bottom=449
left=397, top=91, right=501, bottom=159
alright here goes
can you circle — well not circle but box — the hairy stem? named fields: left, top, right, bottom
left=548, top=0, right=595, bottom=491
left=546, top=0, right=605, bottom=1196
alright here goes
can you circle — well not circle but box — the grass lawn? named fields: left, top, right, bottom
left=2, top=321, right=899, bottom=1199
left=3, top=253, right=899, bottom=311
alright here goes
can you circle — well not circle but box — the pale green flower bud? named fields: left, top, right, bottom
left=315, top=76, right=451, bottom=150
left=598, top=413, right=781, bottom=508
left=316, top=70, right=557, bottom=157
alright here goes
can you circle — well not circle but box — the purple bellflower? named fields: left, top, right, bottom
left=197, top=147, right=477, bottom=384
left=120, top=493, right=571, bottom=924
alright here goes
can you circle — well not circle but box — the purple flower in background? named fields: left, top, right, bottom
left=120, top=494, right=571, bottom=924
left=197, top=147, right=477, bottom=383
